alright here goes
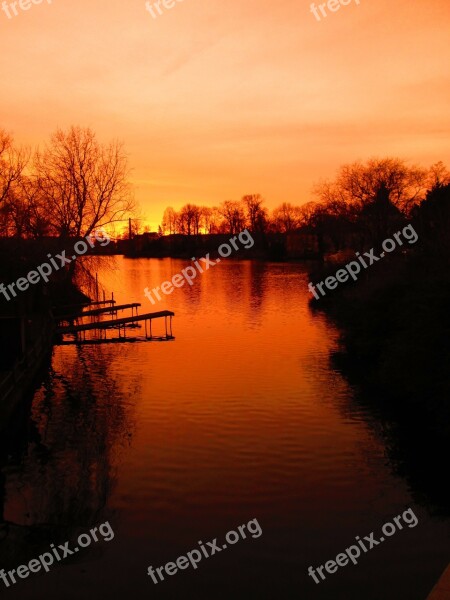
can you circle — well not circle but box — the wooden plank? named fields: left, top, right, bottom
left=56, top=335, right=174, bottom=346
left=58, top=303, right=141, bottom=320
left=54, top=299, right=116, bottom=310
left=84, top=300, right=116, bottom=306
left=56, top=310, right=174, bottom=334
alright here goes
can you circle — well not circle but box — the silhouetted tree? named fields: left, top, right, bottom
left=219, top=200, right=246, bottom=234
left=427, top=161, right=450, bottom=189
left=0, top=129, right=28, bottom=206
left=34, top=126, right=135, bottom=238
left=242, top=194, right=267, bottom=233
left=413, top=182, right=450, bottom=258
left=161, top=206, right=178, bottom=235
left=272, top=202, right=303, bottom=232
left=315, top=158, right=428, bottom=216
left=177, top=204, right=200, bottom=235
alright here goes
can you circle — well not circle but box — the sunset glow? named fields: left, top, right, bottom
left=2, top=2, right=450, bottom=596
left=1, top=0, right=449, bottom=229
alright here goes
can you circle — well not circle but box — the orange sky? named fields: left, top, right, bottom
left=1, top=0, right=449, bottom=230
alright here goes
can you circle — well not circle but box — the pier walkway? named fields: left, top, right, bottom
left=55, top=309, right=174, bottom=344
left=58, top=303, right=140, bottom=320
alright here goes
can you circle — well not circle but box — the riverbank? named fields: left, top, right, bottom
left=309, top=249, right=450, bottom=513
left=118, top=231, right=319, bottom=260
left=310, top=254, right=449, bottom=404
left=0, top=313, right=53, bottom=439
left=0, top=242, right=91, bottom=436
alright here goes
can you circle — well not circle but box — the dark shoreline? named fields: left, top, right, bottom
left=0, top=243, right=91, bottom=435
left=308, top=251, right=450, bottom=514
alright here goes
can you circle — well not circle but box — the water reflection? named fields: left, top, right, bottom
left=0, top=344, right=137, bottom=566
left=338, top=381, right=450, bottom=517
left=0, top=257, right=448, bottom=600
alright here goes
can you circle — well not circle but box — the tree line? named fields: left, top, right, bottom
left=2, top=127, right=447, bottom=248
left=159, top=158, right=450, bottom=242
left=0, top=126, right=135, bottom=240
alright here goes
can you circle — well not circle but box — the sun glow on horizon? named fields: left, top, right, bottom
left=1, top=0, right=449, bottom=227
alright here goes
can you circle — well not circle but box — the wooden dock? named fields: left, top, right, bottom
left=54, top=299, right=116, bottom=311
left=58, top=303, right=140, bottom=320
left=53, top=291, right=175, bottom=344
left=426, top=564, right=450, bottom=599
left=55, top=309, right=174, bottom=344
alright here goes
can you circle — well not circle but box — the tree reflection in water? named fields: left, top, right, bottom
left=0, top=344, right=137, bottom=566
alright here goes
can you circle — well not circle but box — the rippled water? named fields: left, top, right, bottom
left=0, top=257, right=448, bottom=599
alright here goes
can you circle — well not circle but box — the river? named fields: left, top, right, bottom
left=0, top=257, right=448, bottom=599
